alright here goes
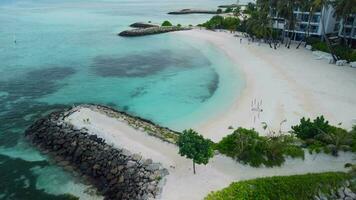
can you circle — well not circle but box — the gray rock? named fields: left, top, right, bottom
left=118, top=176, right=124, bottom=183
left=126, top=160, right=136, bottom=168
left=143, top=159, right=153, bottom=166
left=147, top=184, right=156, bottom=192
left=119, top=26, right=191, bottom=37
left=338, top=188, right=345, bottom=198
left=146, top=163, right=160, bottom=172
left=132, top=153, right=142, bottom=162
left=344, top=187, right=356, bottom=198
left=345, top=180, right=351, bottom=187
left=25, top=105, right=170, bottom=200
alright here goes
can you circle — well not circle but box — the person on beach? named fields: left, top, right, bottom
left=240, top=38, right=242, bottom=44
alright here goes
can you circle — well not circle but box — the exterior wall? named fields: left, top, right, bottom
left=271, top=5, right=340, bottom=41
left=339, top=14, right=356, bottom=40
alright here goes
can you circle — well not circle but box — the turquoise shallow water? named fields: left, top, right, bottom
left=0, top=0, right=245, bottom=199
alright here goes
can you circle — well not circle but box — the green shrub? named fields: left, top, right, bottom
left=216, top=128, right=303, bottom=167
left=177, top=24, right=181, bottom=27
left=291, top=116, right=330, bottom=140
left=205, top=172, right=351, bottom=200
left=312, top=41, right=329, bottom=52
left=161, top=20, right=172, bottom=26
left=217, top=8, right=223, bottom=14
left=291, top=116, right=355, bottom=155
left=349, top=50, right=356, bottom=62
left=309, top=39, right=356, bottom=62
left=201, top=16, right=240, bottom=30
left=351, top=125, right=356, bottom=152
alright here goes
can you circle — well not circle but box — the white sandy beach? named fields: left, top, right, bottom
left=65, top=29, right=356, bottom=199
left=174, top=29, right=356, bottom=142
left=66, top=107, right=354, bottom=200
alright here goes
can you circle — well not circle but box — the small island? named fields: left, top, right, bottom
left=218, top=4, right=239, bottom=8
left=119, top=21, right=191, bottom=37
left=168, top=9, right=218, bottom=15
left=129, top=22, right=160, bottom=28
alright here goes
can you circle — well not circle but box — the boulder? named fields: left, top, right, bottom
left=336, top=60, right=347, bottom=66
left=350, top=61, right=356, bottom=68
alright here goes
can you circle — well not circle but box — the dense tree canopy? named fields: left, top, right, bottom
left=177, top=129, right=213, bottom=174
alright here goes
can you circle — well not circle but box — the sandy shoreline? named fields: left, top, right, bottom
left=62, top=29, right=356, bottom=200
left=66, top=107, right=354, bottom=200
left=174, top=29, right=356, bottom=141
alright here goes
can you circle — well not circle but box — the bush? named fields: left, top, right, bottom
left=291, top=116, right=355, bottom=155
left=161, top=20, right=172, bottom=26
left=216, top=128, right=304, bottom=167
left=312, top=41, right=329, bottom=52
left=291, top=116, right=330, bottom=140
left=217, top=8, right=223, bottom=14
left=205, top=172, right=351, bottom=200
left=308, top=39, right=356, bottom=62
left=201, top=16, right=240, bottom=31
left=349, top=50, right=356, bottom=62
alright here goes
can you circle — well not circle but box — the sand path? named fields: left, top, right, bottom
left=66, top=107, right=354, bottom=200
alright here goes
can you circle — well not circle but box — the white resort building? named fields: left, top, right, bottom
left=270, top=5, right=356, bottom=47
left=339, top=14, right=356, bottom=42
left=271, top=5, right=341, bottom=41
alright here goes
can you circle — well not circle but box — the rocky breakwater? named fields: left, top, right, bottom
left=168, top=9, right=218, bottom=15
left=119, top=26, right=191, bottom=37
left=130, top=22, right=160, bottom=28
left=25, top=107, right=169, bottom=200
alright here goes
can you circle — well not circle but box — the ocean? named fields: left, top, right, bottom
left=0, top=0, right=245, bottom=198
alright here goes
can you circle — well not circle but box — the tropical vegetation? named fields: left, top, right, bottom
left=291, top=116, right=356, bottom=156
left=205, top=172, right=353, bottom=200
left=161, top=20, right=173, bottom=26
left=215, top=127, right=304, bottom=167
left=177, top=129, right=214, bottom=174
left=199, top=16, right=240, bottom=32
left=202, top=0, right=356, bottom=61
left=307, top=37, right=356, bottom=61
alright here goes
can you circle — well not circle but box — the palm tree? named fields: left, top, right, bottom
left=296, top=0, right=315, bottom=48
left=313, top=0, right=338, bottom=61
left=333, top=0, right=356, bottom=47
left=277, top=0, right=300, bottom=48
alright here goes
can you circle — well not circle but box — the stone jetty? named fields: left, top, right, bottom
left=218, top=4, right=239, bottom=8
left=25, top=104, right=176, bottom=200
left=167, top=9, right=218, bottom=15
left=129, top=22, right=160, bottom=28
left=119, top=26, right=191, bottom=37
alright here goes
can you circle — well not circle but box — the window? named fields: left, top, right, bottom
left=310, top=25, right=319, bottom=33
left=299, top=24, right=307, bottom=32
left=301, top=14, right=309, bottom=22
left=311, top=15, right=320, bottom=23
left=334, top=23, right=340, bottom=32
